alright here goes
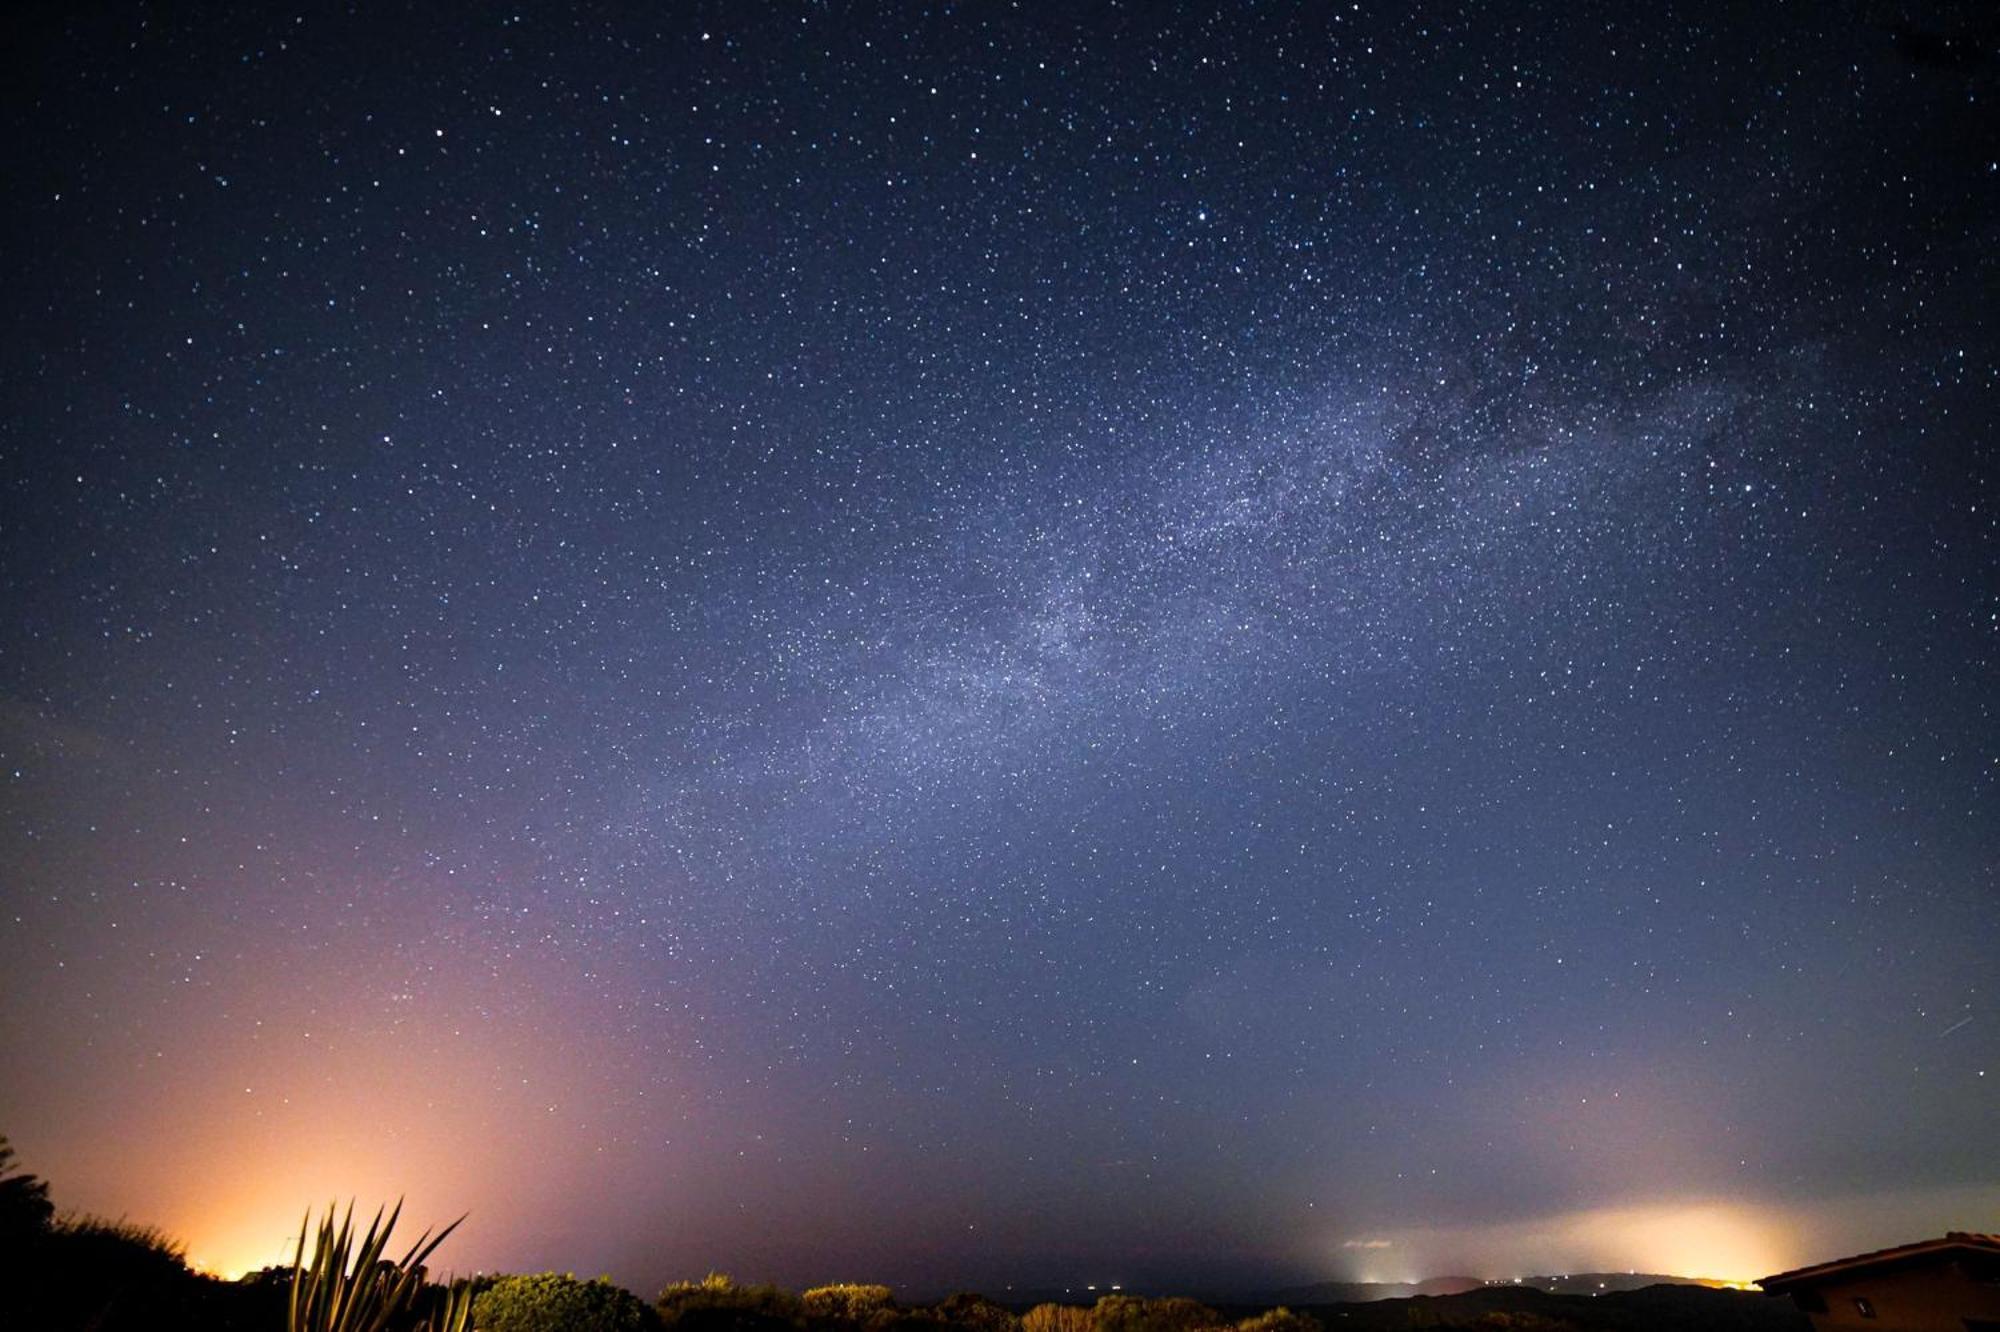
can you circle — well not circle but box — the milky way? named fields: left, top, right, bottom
left=2, top=1, right=1994, bottom=1294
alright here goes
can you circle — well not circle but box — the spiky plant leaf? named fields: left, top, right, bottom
left=286, top=1199, right=465, bottom=1332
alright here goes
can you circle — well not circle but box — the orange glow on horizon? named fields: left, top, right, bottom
left=1328, top=1183, right=2000, bottom=1288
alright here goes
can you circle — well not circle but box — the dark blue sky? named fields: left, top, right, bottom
left=1, top=0, right=1994, bottom=1296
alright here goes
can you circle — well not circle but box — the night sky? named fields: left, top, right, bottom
left=2, top=0, right=1995, bottom=1298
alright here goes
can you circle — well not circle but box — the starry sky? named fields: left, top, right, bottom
left=1, top=0, right=1995, bottom=1298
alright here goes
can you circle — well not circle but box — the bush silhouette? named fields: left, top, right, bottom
left=933, top=1292, right=1022, bottom=1332
left=1091, top=1296, right=1224, bottom=1332
left=27, top=1215, right=200, bottom=1331
left=475, top=1272, right=658, bottom=1332
left=1231, top=1311, right=1318, bottom=1332
left=1023, top=1305, right=1093, bottom=1332
left=658, top=1272, right=805, bottom=1332
left=802, top=1283, right=897, bottom=1324
left=0, top=1134, right=286, bottom=1332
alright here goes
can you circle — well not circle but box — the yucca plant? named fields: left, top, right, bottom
left=287, top=1199, right=472, bottom=1332
left=422, top=1279, right=479, bottom=1332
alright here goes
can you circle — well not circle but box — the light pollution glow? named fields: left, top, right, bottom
left=1336, top=1183, right=2000, bottom=1287
left=175, top=1183, right=2000, bottom=1286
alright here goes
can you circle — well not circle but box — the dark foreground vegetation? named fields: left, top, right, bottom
left=0, top=1137, right=1805, bottom=1332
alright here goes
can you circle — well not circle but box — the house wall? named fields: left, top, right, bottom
left=1795, top=1263, right=2000, bottom=1332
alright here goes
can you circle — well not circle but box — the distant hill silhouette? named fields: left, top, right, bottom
left=1282, top=1282, right=1807, bottom=1330
left=1272, top=1273, right=1742, bottom=1304
left=1267, top=1278, right=1483, bottom=1303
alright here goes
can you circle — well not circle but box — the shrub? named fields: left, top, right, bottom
left=1023, top=1305, right=1093, bottom=1332
left=474, top=1272, right=657, bottom=1332
left=50, top=1213, right=190, bottom=1274
left=933, top=1293, right=1021, bottom=1332
left=24, top=1214, right=198, bottom=1331
left=1233, top=1311, right=1318, bottom=1332
left=658, top=1272, right=804, bottom=1332
left=802, top=1284, right=897, bottom=1324
left=1091, top=1296, right=1222, bottom=1332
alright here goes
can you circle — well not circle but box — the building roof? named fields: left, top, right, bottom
left=1759, top=1233, right=2000, bottom=1291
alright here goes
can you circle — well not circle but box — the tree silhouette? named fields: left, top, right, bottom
left=0, top=1134, right=55, bottom=1242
